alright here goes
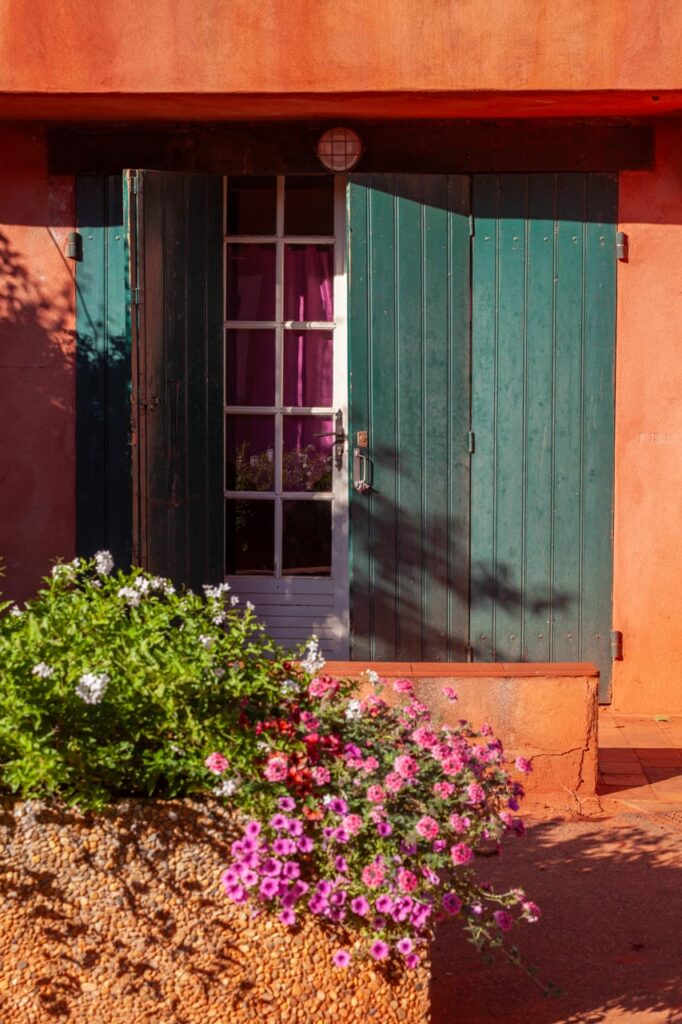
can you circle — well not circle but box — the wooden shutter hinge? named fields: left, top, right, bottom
left=467, top=431, right=475, bottom=454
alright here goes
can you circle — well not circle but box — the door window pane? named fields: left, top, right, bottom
left=226, top=244, right=276, bottom=321
left=227, top=177, right=277, bottom=235
left=284, top=245, right=334, bottom=322
left=226, top=330, right=276, bottom=406
left=282, top=501, right=331, bottom=576
left=226, top=415, right=275, bottom=491
left=283, top=331, right=333, bottom=407
left=226, top=500, right=274, bottom=575
left=284, top=176, right=334, bottom=236
left=283, top=417, right=333, bottom=492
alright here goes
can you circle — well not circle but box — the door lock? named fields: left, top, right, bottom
left=313, top=409, right=346, bottom=471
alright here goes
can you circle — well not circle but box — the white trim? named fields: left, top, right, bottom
left=222, top=173, right=350, bottom=658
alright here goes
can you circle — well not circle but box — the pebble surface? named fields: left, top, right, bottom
left=0, top=799, right=431, bottom=1022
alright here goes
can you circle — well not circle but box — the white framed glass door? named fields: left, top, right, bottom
left=223, top=174, right=349, bottom=657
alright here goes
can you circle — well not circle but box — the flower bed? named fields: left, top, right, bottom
left=0, top=554, right=540, bottom=998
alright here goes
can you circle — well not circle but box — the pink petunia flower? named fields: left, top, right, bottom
left=311, top=765, right=331, bottom=785
left=366, top=784, right=385, bottom=803
left=263, top=755, right=288, bottom=782
left=370, top=940, right=390, bottom=961
left=362, top=862, right=385, bottom=888
left=442, top=686, right=458, bottom=701
left=415, top=816, right=439, bottom=839
left=384, top=772, right=405, bottom=794
left=396, top=868, right=418, bottom=893
left=405, top=953, right=420, bottom=969
left=332, top=949, right=351, bottom=968
left=451, top=843, right=474, bottom=866
left=442, top=892, right=462, bottom=915
left=393, top=678, right=414, bottom=694
left=433, top=781, right=455, bottom=799
left=493, top=910, right=514, bottom=931
left=515, top=756, right=533, bottom=774
left=204, top=752, right=229, bottom=775
left=467, top=782, right=486, bottom=805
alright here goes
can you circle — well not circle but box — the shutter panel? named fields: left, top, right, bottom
left=348, top=174, right=471, bottom=661
left=76, top=175, right=132, bottom=567
left=126, top=171, right=223, bottom=590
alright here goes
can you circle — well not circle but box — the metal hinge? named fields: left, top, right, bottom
left=65, top=231, right=83, bottom=262
left=616, top=231, right=628, bottom=261
left=131, top=173, right=143, bottom=195
left=133, top=286, right=143, bottom=304
left=467, top=431, right=475, bottom=454
left=469, top=214, right=475, bottom=237
left=610, top=630, right=623, bottom=660
left=466, top=644, right=474, bottom=663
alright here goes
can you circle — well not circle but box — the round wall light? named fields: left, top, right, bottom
left=317, top=127, right=363, bottom=172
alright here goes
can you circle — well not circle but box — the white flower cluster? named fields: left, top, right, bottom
left=212, top=777, right=240, bottom=798
left=280, top=678, right=299, bottom=695
left=118, top=574, right=175, bottom=606
left=9, top=605, right=22, bottom=617
left=94, top=550, right=114, bottom=576
left=32, top=662, right=54, bottom=679
left=51, top=558, right=81, bottom=582
left=198, top=634, right=214, bottom=650
left=362, top=668, right=379, bottom=685
left=75, top=672, right=110, bottom=705
left=344, top=699, right=362, bottom=720
left=202, top=583, right=231, bottom=601
left=301, top=635, right=326, bottom=676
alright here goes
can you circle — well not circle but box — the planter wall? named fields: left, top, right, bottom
left=0, top=799, right=430, bottom=1023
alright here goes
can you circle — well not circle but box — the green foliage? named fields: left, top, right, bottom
left=0, top=556, right=292, bottom=809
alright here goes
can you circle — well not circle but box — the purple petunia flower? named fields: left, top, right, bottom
left=262, top=858, right=283, bottom=876
left=442, top=892, right=462, bottom=915
left=278, top=796, right=296, bottom=812
left=286, top=818, right=304, bottom=837
left=351, top=896, right=370, bottom=917
left=297, top=836, right=314, bottom=853
left=370, top=940, right=389, bottom=961
left=376, top=821, right=393, bottom=837
left=259, top=878, right=278, bottom=899
left=244, top=820, right=261, bottom=839
left=493, top=910, right=514, bottom=932
left=375, top=894, right=394, bottom=914
left=396, top=937, right=413, bottom=955
left=335, top=855, right=349, bottom=873
left=328, top=797, right=348, bottom=815
left=279, top=908, right=297, bottom=927
left=270, top=813, right=288, bottom=831
left=282, top=861, right=301, bottom=880
left=405, top=953, right=420, bottom=969
left=273, top=837, right=296, bottom=856
left=330, top=890, right=347, bottom=906
left=332, top=949, right=351, bottom=968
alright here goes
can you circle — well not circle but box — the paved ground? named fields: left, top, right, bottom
left=428, top=712, right=682, bottom=1024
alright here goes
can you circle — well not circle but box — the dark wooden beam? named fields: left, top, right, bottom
left=48, top=120, right=655, bottom=175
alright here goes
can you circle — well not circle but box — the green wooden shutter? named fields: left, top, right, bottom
left=126, top=170, right=223, bottom=590
left=470, top=173, right=616, bottom=699
left=76, top=175, right=132, bottom=568
left=348, top=174, right=471, bottom=661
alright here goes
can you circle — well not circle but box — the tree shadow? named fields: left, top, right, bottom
left=429, top=811, right=682, bottom=1023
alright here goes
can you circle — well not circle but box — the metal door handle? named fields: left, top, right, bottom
left=313, top=409, right=346, bottom=471
left=353, top=448, right=371, bottom=493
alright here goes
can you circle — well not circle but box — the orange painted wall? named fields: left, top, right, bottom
left=612, top=121, right=682, bottom=713
left=0, top=130, right=76, bottom=603
left=0, top=0, right=681, bottom=99
left=1, top=118, right=682, bottom=712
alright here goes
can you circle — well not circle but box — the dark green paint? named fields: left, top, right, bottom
left=75, top=175, right=132, bottom=568
left=470, top=174, right=617, bottom=698
left=348, top=174, right=471, bottom=661
left=127, top=171, right=223, bottom=590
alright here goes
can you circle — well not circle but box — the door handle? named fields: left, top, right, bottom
left=313, top=409, right=346, bottom=471
left=353, top=448, right=371, bottom=493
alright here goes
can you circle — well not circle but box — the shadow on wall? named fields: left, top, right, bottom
left=430, top=813, right=682, bottom=1023
left=0, top=230, right=76, bottom=602
left=352, top=439, right=576, bottom=664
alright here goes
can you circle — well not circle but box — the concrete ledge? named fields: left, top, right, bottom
left=327, top=662, right=599, bottom=805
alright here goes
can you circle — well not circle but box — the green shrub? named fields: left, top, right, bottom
left=0, top=554, right=292, bottom=809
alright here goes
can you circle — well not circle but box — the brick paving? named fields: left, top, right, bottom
left=598, top=709, right=682, bottom=806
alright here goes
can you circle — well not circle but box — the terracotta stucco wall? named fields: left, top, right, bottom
left=0, top=130, right=76, bottom=603
left=1, top=121, right=682, bottom=712
left=612, top=122, right=682, bottom=714
left=0, top=0, right=681, bottom=100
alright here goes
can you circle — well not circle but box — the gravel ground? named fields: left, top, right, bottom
left=0, top=799, right=429, bottom=1023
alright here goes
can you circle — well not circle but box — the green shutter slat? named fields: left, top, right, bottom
left=523, top=174, right=557, bottom=663
left=470, top=175, right=498, bottom=661
left=581, top=174, right=617, bottom=699
left=470, top=173, right=616, bottom=698
left=128, top=170, right=223, bottom=590
left=348, top=174, right=470, bottom=661
left=76, top=175, right=132, bottom=568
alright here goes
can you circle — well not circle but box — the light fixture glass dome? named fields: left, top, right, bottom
left=317, top=127, right=363, bottom=172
